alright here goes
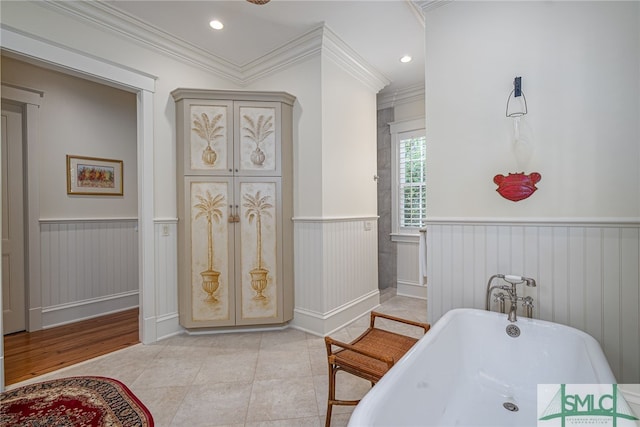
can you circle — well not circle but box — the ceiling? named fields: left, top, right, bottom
left=104, top=0, right=426, bottom=95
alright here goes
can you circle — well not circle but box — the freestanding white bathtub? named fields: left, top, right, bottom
left=348, top=308, right=615, bottom=427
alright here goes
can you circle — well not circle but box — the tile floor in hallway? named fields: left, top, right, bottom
left=7, top=290, right=427, bottom=426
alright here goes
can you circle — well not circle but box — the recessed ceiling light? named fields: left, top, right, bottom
left=209, top=20, right=224, bottom=30
left=400, top=55, right=412, bottom=63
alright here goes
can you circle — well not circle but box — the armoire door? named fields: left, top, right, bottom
left=234, top=101, right=282, bottom=177
left=181, top=99, right=234, bottom=176
left=235, top=177, right=283, bottom=325
left=182, top=176, right=235, bottom=327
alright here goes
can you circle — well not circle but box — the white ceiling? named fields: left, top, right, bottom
left=104, top=0, right=426, bottom=95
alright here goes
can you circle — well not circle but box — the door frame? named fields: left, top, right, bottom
left=0, top=27, right=157, bottom=390
left=1, top=90, right=39, bottom=334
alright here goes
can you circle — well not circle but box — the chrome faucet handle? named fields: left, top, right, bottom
left=522, top=296, right=535, bottom=319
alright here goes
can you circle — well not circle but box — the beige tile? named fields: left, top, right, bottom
left=155, top=333, right=225, bottom=361
left=246, top=377, right=318, bottom=422
left=245, top=417, right=321, bottom=427
left=129, top=385, right=189, bottom=427
left=260, top=328, right=309, bottom=352
left=254, top=348, right=311, bottom=380
left=324, top=412, right=354, bottom=427
left=208, top=332, right=263, bottom=355
left=132, top=358, right=203, bottom=388
left=312, top=372, right=370, bottom=416
left=170, top=382, right=253, bottom=426
left=193, top=352, right=258, bottom=384
left=308, top=346, right=329, bottom=377
left=162, top=333, right=217, bottom=348
left=85, top=358, right=149, bottom=385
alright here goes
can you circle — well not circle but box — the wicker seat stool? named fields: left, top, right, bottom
left=324, top=311, right=430, bottom=427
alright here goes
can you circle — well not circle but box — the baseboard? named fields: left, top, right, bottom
left=290, top=289, right=380, bottom=336
left=41, top=291, right=139, bottom=329
left=156, top=312, right=183, bottom=340
left=28, top=307, right=43, bottom=331
left=397, top=281, right=428, bottom=300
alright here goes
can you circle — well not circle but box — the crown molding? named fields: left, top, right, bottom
left=241, top=25, right=324, bottom=85
left=36, top=0, right=389, bottom=93
left=406, top=1, right=426, bottom=28
left=39, top=0, right=244, bottom=84
left=416, top=1, right=452, bottom=13
left=377, top=83, right=425, bottom=110
left=321, top=24, right=390, bottom=93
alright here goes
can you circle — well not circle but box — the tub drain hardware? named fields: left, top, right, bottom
left=505, top=324, right=521, bottom=338
left=503, top=402, right=519, bottom=412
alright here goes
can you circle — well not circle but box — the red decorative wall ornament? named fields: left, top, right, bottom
left=493, top=172, right=542, bottom=202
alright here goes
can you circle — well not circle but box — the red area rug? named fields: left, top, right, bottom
left=1, top=376, right=154, bottom=426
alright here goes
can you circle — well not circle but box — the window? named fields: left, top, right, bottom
left=390, top=118, right=426, bottom=234
left=398, top=131, right=427, bottom=228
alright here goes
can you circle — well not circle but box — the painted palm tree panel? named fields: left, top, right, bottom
left=239, top=107, right=276, bottom=172
left=190, top=105, right=228, bottom=171
left=240, top=182, right=277, bottom=319
left=191, top=181, right=230, bottom=321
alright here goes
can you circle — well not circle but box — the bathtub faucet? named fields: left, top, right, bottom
left=485, top=274, right=537, bottom=322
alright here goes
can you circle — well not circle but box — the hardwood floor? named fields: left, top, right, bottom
left=3, top=308, right=139, bottom=385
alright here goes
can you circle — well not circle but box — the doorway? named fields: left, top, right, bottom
left=1, top=102, right=27, bottom=335
left=1, top=27, right=157, bottom=392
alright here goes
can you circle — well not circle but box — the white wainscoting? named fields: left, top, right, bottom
left=425, top=219, right=640, bottom=383
left=39, top=218, right=139, bottom=328
left=392, top=233, right=428, bottom=299
left=153, top=218, right=181, bottom=339
left=291, top=216, right=380, bottom=336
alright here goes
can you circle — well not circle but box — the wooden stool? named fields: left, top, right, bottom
left=324, top=311, right=430, bottom=427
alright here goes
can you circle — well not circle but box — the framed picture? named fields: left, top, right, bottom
left=67, top=155, right=123, bottom=196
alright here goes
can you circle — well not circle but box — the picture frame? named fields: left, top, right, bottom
left=67, top=155, right=123, bottom=196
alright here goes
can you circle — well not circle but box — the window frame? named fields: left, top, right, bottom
left=389, top=118, right=426, bottom=237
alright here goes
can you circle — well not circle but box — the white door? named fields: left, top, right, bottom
left=1, top=103, right=26, bottom=334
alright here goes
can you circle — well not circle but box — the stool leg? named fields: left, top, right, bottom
left=326, top=363, right=337, bottom=427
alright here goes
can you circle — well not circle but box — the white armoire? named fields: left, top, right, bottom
left=171, top=89, right=295, bottom=329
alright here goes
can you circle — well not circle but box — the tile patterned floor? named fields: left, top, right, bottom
left=7, top=289, right=427, bottom=427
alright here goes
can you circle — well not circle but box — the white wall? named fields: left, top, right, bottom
left=424, top=1, right=639, bottom=219
left=322, top=58, right=378, bottom=216
left=422, top=1, right=640, bottom=383
left=1, top=56, right=138, bottom=219
left=244, top=56, right=324, bottom=217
